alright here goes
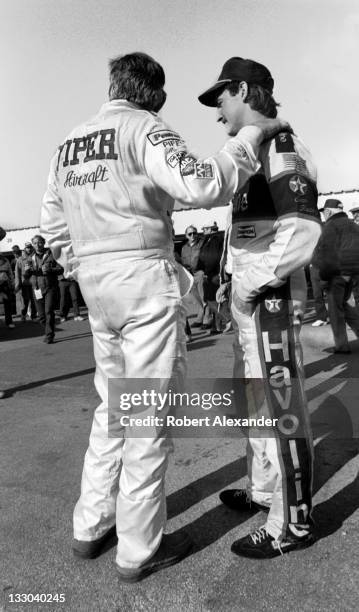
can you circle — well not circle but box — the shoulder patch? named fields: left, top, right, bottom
left=147, top=130, right=182, bottom=146
left=275, top=132, right=295, bottom=153
left=195, top=162, right=214, bottom=179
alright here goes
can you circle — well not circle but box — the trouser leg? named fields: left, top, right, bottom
left=309, top=265, right=327, bottom=321
left=21, top=287, right=29, bottom=317
left=69, top=281, right=80, bottom=316
left=73, top=257, right=186, bottom=568
left=4, top=298, right=13, bottom=325
left=343, top=278, right=359, bottom=336
left=44, top=288, right=56, bottom=339
left=59, top=281, right=68, bottom=318
left=35, top=296, right=45, bottom=326
left=352, top=274, right=359, bottom=308
left=327, top=277, right=350, bottom=350
left=191, top=271, right=205, bottom=323
left=232, top=271, right=313, bottom=541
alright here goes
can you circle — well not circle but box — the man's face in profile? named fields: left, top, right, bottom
left=216, top=87, right=245, bottom=137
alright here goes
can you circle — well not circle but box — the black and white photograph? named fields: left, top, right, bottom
left=1, top=1, right=359, bottom=610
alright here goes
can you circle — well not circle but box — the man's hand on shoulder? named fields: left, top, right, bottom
left=250, top=117, right=293, bottom=142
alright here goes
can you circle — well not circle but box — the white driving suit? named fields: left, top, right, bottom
left=41, top=99, right=264, bottom=568
left=223, top=132, right=322, bottom=541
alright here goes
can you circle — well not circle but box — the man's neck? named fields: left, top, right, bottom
left=240, top=107, right=266, bottom=129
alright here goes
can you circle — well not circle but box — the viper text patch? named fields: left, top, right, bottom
left=57, top=129, right=118, bottom=169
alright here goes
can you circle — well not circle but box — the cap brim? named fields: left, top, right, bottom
left=198, top=79, right=232, bottom=107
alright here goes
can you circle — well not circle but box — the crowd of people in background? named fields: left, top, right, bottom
left=2, top=200, right=359, bottom=351
left=173, top=200, right=359, bottom=350
left=0, top=232, right=85, bottom=343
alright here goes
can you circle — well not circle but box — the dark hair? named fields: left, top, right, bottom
left=31, top=234, right=45, bottom=244
left=108, top=52, right=167, bottom=112
left=225, top=81, right=280, bottom=118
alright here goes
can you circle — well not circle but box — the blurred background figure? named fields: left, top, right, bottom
left=59, top=271, right=85, bottom=322
left=15, top=242, right=37, bottom=321
left=181, top=225, right=205, bottom=331
left=350, top=205, right=359, bottom=226
left=350, top=206, right=359, bottom=306
left=0, top=249, right=15, bottom=328
left=25, top=235, right=62, bottom=344
left=198, top=221, right=223, bottom=334
left=316, top=199, right=359, bottom=353
left=11, top=244, right=23, bottom=316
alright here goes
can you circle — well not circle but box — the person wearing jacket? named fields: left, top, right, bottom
left=40, top=51, right=290, bottom=581
left=181, top=226, right=205, bottom=326
left=315, top=199, right=359, bottom=353
left=0, top=251, right=15, bottom=328
left=200, top=56, right=321, bottom=558
left=0, top=226, right=10, bottom=399
left=25, top=235, right=62, bottom=343
left=14, top=242, right=37, bottom=321
left=198, top=222, right=224, bottom=333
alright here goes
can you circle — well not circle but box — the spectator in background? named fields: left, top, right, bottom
left=350, top=206, right=359, bottom=306
left=181, top=225, right=205, bottom=327
left=309, top=206, right=330, bottom=327
left=198, top=221, right=223, bottom=334
left=0, top=226, right=9, bottom=398
left=11, top=245, right=21, bottom=272
left=0, top=251, right=15, bottom=328
left=25, top=235, right=62, bottom=343
left=59, top=271, right=85, bottom=322
left=14, top=242, right=37, bottom=321
left=11, top=244, right=23, bottom=315
left=316, top=199, right=359, bottom=353
left=350, top=206, right=359, bottom=226
left=309, top=259, right=329, bottom=326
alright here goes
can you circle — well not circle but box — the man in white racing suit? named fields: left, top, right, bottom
left=41, top=52, right=289, bottom=581
left=199, top=57, right=321, bottom=558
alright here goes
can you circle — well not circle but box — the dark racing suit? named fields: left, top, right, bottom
left=223, top=131, right=321, bottom=541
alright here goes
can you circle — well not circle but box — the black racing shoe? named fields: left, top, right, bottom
left=73, top=525, right=117, bottom=559
left=219, top=489, right=268, bottom=513
left=116, top=532, right=193, bottom=583
left=231, top=525, right=315, bottom=559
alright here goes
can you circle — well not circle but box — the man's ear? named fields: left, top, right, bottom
left=238, top=81, right=249, bottom=100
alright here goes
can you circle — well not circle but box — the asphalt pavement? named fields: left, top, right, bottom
left=0, top=303, right=359, bottom=612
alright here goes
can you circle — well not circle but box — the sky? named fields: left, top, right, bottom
left=1, top=0, right=359, bottom=230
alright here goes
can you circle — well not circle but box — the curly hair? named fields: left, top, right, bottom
left=108, top=52, right=167, bottom=112
left=225, top=81, right=280, bottom=118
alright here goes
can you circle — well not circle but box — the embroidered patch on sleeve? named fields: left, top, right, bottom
left=147, top=130, right=182, bottom=146
left=289, top=175, right=308, bottom=195
left=195, top=163, right=214, bottom=179
left=180, top=156, right=197, bottom=176
left=275, top=132, right=295, bottom=153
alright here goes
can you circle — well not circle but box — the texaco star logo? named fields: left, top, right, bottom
left=265, top=297, right=283, bottom=312
left=289, top=175, right=308, bottom=195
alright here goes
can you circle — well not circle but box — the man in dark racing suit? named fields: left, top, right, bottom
left=199, top=57, right=321, bottom=558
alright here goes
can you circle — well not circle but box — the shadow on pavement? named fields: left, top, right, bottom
left=3, top=367, right=95, bottom=396
left=167, top=457, right=247, bottom=520
left=0, top=319, right=44, bottom=341
left=170, top=383, right=359, bottom=553
left=54, top=332, right=93, bottom=343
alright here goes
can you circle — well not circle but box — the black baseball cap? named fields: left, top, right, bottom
left=323, top=199, right=343, bottom=210
left=198, top=57, right=274, bottom=107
